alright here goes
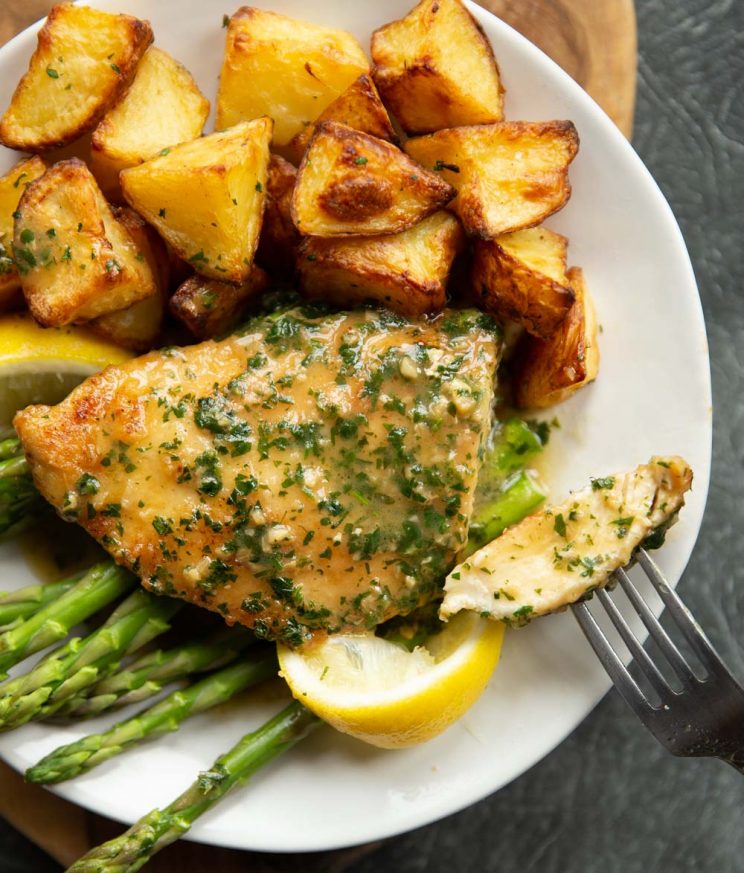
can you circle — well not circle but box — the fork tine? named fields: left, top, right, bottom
left=595, top=587, right=672, bottom=694
left=572, top=602, right=652, bottom=713
left=616, top=567, right=698, bottom=684
left=637, top=549, right=730, bottom=676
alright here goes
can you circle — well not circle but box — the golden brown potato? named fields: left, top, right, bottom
left=169, top=268, right=269, bottom=340
left=89, top=289, right=165, bottom=352
left=14, top=158, right=157, bottom=327
left=472, top=227, right=574, bottom=339
left=89, top=207, right=169, bottom=351
left=217, top=7, right=369, bottom=147
left=91, top=47, right=210, bottom=201
left=298, top=211, right=464, bottom=316
left=255, top=155, right=300, bottom=278
left=513, top=266, right=599, bottom=409
left=292, top=122, right=454, bottom=237
left=287, top=74, right=397, bottom=164
left=406, top=121, right=579, bottom=238
left=371, top=0, right=504, bottom=134
left=0, top=4, right=153, bottom=152
left=0, top=156, right=47, bottom=311
left=120, top=118, right=272, bottom=284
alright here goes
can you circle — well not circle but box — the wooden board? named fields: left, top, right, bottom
left=481, top=0, right=636, bottom=136
left=0, top=1, right=637, bottom=869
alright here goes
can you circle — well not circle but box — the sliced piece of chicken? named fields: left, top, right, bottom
left=441, top=457, right=692, bottom=626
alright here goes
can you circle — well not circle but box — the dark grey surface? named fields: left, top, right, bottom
left=1, top=0, right=743, bottom=871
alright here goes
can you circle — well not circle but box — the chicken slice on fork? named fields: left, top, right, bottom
left=441, top=457, right=692, bottom=626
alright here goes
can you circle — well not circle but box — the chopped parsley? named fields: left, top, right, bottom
left=591, top=476, right=616, bottom=491
left=152, top=516, right=173, bottom=536
left=553, top=513, right=567, bottom=538
left=76, top=473, right=100, bottom=495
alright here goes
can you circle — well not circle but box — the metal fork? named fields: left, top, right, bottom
left=571, top=548, right=744, bottom=774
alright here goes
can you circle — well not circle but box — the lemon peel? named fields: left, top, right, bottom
left=278, top=611, right=504, bottom=749
left=0, top=313, right=131, bottom=427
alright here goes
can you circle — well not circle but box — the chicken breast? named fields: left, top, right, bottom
left=441, top=457, right=692, bottom=626
left=16, top=305, right=500, bottom=646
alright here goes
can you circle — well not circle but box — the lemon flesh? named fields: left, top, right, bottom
left=278, top=612, right=504, bottom=749
left=0, top=314, right=131, bottom=428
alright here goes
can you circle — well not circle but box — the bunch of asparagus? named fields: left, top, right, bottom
left=0, top=563, right=302, bottom=871
left=0, top=416, right=547, bottom=871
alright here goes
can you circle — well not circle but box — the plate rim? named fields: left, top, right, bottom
left=0, top=0, right=713, bottom=853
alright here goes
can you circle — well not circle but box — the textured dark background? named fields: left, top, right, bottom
left=2, top=0, right=744, bottom=870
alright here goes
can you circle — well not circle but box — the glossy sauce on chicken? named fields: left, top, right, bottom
left=16, top=306, right=499, bottom=646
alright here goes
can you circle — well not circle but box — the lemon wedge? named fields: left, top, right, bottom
left=278, top=612, right=504, bottom=749
left=0, top=314, right=131, bottom=429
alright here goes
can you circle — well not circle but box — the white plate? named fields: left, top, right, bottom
left=0, top=0, right=711, bottom=854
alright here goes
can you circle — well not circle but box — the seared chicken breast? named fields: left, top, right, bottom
left=442, top=457, right=692, bottom=625
left=16, top=306, right=500, bottom=646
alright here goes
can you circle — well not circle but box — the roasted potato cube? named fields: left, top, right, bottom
left=0, top=4, right=153, bottom=152
left=298, top=211, right=463, bottom=316
left=169, top=268, right=269, bottom=340
left=0, top=156, right=47, bottom=311
left=120, top=118, right=272, bottom=284
left=91, top=47, right=210, bottom=201
left=371, top=0, right=504, bottom=134
left=14, top=159, right=157, bottom=327
left=406, top=121, right=579, bottom=238
left=292, top=122, right=454, bottom=237
left=217, top=7, right=369, bottom=147
left=90, top=290, right=165, bottom=352
left=472, top=228, right=573, bottom=339
left=287, top=74, right=397, bottom=164
left=89, top=207, right=169, bottom=351
left=513, top=267, right=599, bottom=409
left=255, top=155, right=300, bottom=278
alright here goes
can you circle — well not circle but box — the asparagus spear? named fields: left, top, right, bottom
left=0, top=453, right=27, bottom=477
left=0, top=573, right=82, bottom=629
left=462, top=416, right=549, bottom=557
left=474, top=416, right=546, bottom=502
left=66, top=701, right=320, bottom=873
left=62, top=627, right=256, bottom=719
left=0, top=562, right=135, bottom=677
left=0, top=448, right=47, bottom=538
left=28, top=649, right=278, bottom=784
left=465, top=469, right=547, bottom=555
left=0, top=590, right=182, bottom=730
left=0, top=437, right=22, bottom=461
